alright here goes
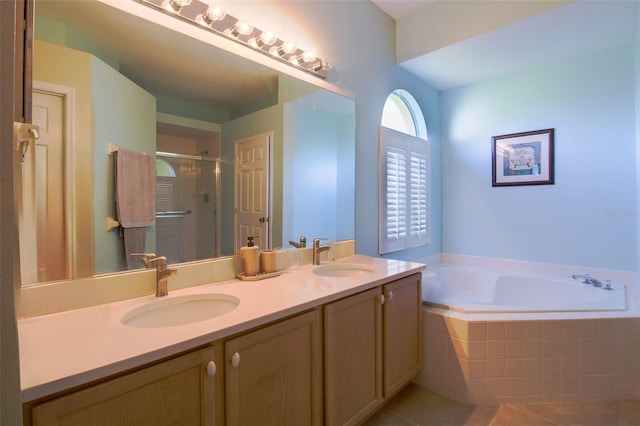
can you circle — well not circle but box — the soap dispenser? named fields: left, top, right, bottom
left=240, top=236, right=260, bottom=277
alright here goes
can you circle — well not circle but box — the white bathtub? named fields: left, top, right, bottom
left=422, top=266, right=626, bottom=313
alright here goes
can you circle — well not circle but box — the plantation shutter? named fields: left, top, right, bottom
left=409, top=145, right=428, bottom=247
left=379, top=126, right=429, bottom=254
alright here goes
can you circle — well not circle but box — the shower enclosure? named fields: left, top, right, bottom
left=155, top=152, right=220, bottom=264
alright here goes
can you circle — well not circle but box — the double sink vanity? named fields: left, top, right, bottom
left=19, top=250, right=425, bottom=425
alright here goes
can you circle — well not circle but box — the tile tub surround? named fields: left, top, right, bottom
left=414, top=309, right=640, bottom=405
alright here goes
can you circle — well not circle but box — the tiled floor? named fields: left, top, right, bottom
left=363, top=384, right=640, bottom=425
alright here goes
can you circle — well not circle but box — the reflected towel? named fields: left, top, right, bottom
left=115, top=148, right=155, bottom=227
left=124, top=227, right=146, bottom=269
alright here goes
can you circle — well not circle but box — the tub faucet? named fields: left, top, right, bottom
left=137, top=253, right=177, bottom=297
left=289, top=236, right=307, bottom=248
left=572, top=274, right=602, bottom=287
left=312, top=238, right=330, bottom=265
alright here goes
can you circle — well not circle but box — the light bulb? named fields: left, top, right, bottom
left=259, top=30, right=277, bottom=46
left=300, top=48, right=317, bottom=63
left=249, top=30, right=277, bottom=48
left=234, top=20, right=253, bottom=36
left=271, top=42, right=295, bottom=57
left=280, top=41, right=296, bottom=54
left=196, top=5, right=225, bottom=26
left=161, top=0, right=191, bottom=13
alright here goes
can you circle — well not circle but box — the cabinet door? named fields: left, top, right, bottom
left=225, top=309, right=323, bottom=426
left=383, top=273, right=422, bottom=397
left=324, top=287, right=383, bottom=426
left=32, top=344, right=221, bottom=426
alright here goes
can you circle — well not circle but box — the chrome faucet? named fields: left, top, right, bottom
left=138, top=253, right=177, bottom=297
left=572, top=274, right=602, bottom=287
left=289, top=236, right=307, bottom=248
left=312, top=238, right=330, bottom=265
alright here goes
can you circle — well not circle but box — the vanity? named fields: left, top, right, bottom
left=19, top=254, right=424, bottom=425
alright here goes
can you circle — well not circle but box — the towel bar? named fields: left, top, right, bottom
left=106, top=217, right=120, bottom=230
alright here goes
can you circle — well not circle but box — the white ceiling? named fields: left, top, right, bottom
left=371, top=0, right=436, bottom=20
left=372, top=0, right=639, bottom=90
left=38, top=0, right=638, bottom=101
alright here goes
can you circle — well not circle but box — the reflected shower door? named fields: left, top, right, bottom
left=156, top=153, right=219, bottom=264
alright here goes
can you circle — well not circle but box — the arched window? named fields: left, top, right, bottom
left=381, top=89, right=427, bottom=140
left=379, top=90, right=430, bottom=254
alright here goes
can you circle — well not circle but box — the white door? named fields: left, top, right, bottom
left=235, top=133, right=271, bottom=251
left=30, top=89, right=69, bottom=282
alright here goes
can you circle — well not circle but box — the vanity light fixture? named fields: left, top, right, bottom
left=137, top=0, right=330, bottom=78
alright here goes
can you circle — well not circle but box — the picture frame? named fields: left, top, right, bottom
left=491, top=128, right=554, bottom=187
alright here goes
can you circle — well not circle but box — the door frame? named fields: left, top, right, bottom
left=234, top=132, right=273, bottom=252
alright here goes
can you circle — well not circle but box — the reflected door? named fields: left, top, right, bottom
left=235, top=133, right=271, bottom=251
left=29, top=89, right=69, bottom=282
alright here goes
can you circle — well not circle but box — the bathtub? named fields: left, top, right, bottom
left=422, top=265, right=626, bottom=313
left=415, top=264, right=640, bottom=404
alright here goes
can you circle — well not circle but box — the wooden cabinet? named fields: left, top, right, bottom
left=31, top=344, right=223, bottom=426
left=324, top=273, right=422, bottom=425
left=224, top=309, right=323, bottom=426
left=382, top=274, right=422, bottom=397
left=324, top=287, right=383, bottom=426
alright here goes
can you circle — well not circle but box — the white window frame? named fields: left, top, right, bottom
left=378, top=126, right=430, bottom=254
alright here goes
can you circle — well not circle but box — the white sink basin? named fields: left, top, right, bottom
left=313, top=263, right=375, bottom=278
left=122, top=293, right=239, bottom=328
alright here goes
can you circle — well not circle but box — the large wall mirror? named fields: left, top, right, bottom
left=20, top=0, right=355, bottom=286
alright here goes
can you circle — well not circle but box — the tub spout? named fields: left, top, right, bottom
left=572, top=274, right=602, bottom=287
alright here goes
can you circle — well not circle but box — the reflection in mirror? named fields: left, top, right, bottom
left=21, top=0, right=355, bottom=286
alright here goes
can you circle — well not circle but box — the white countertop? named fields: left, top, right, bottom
left=18, top=255, right=425, bottom=403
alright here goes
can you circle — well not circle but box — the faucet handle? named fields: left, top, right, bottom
left=313, top=238, right=328, bottom=246
left=131, top=252, right=159, bottom=268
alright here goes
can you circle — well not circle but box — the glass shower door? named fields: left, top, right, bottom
left=155, top=152, right=219, bottom=264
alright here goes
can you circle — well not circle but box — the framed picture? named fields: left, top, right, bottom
left=491, top=128, right=554, bottom=187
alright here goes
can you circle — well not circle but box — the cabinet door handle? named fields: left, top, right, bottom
left=231, top=352, right=240, bottom=368
left=206, top=361, right=217, bottom=377
left=380, top=294, right=385, bottom=305
left=388, top=290, right=394, bottom=301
